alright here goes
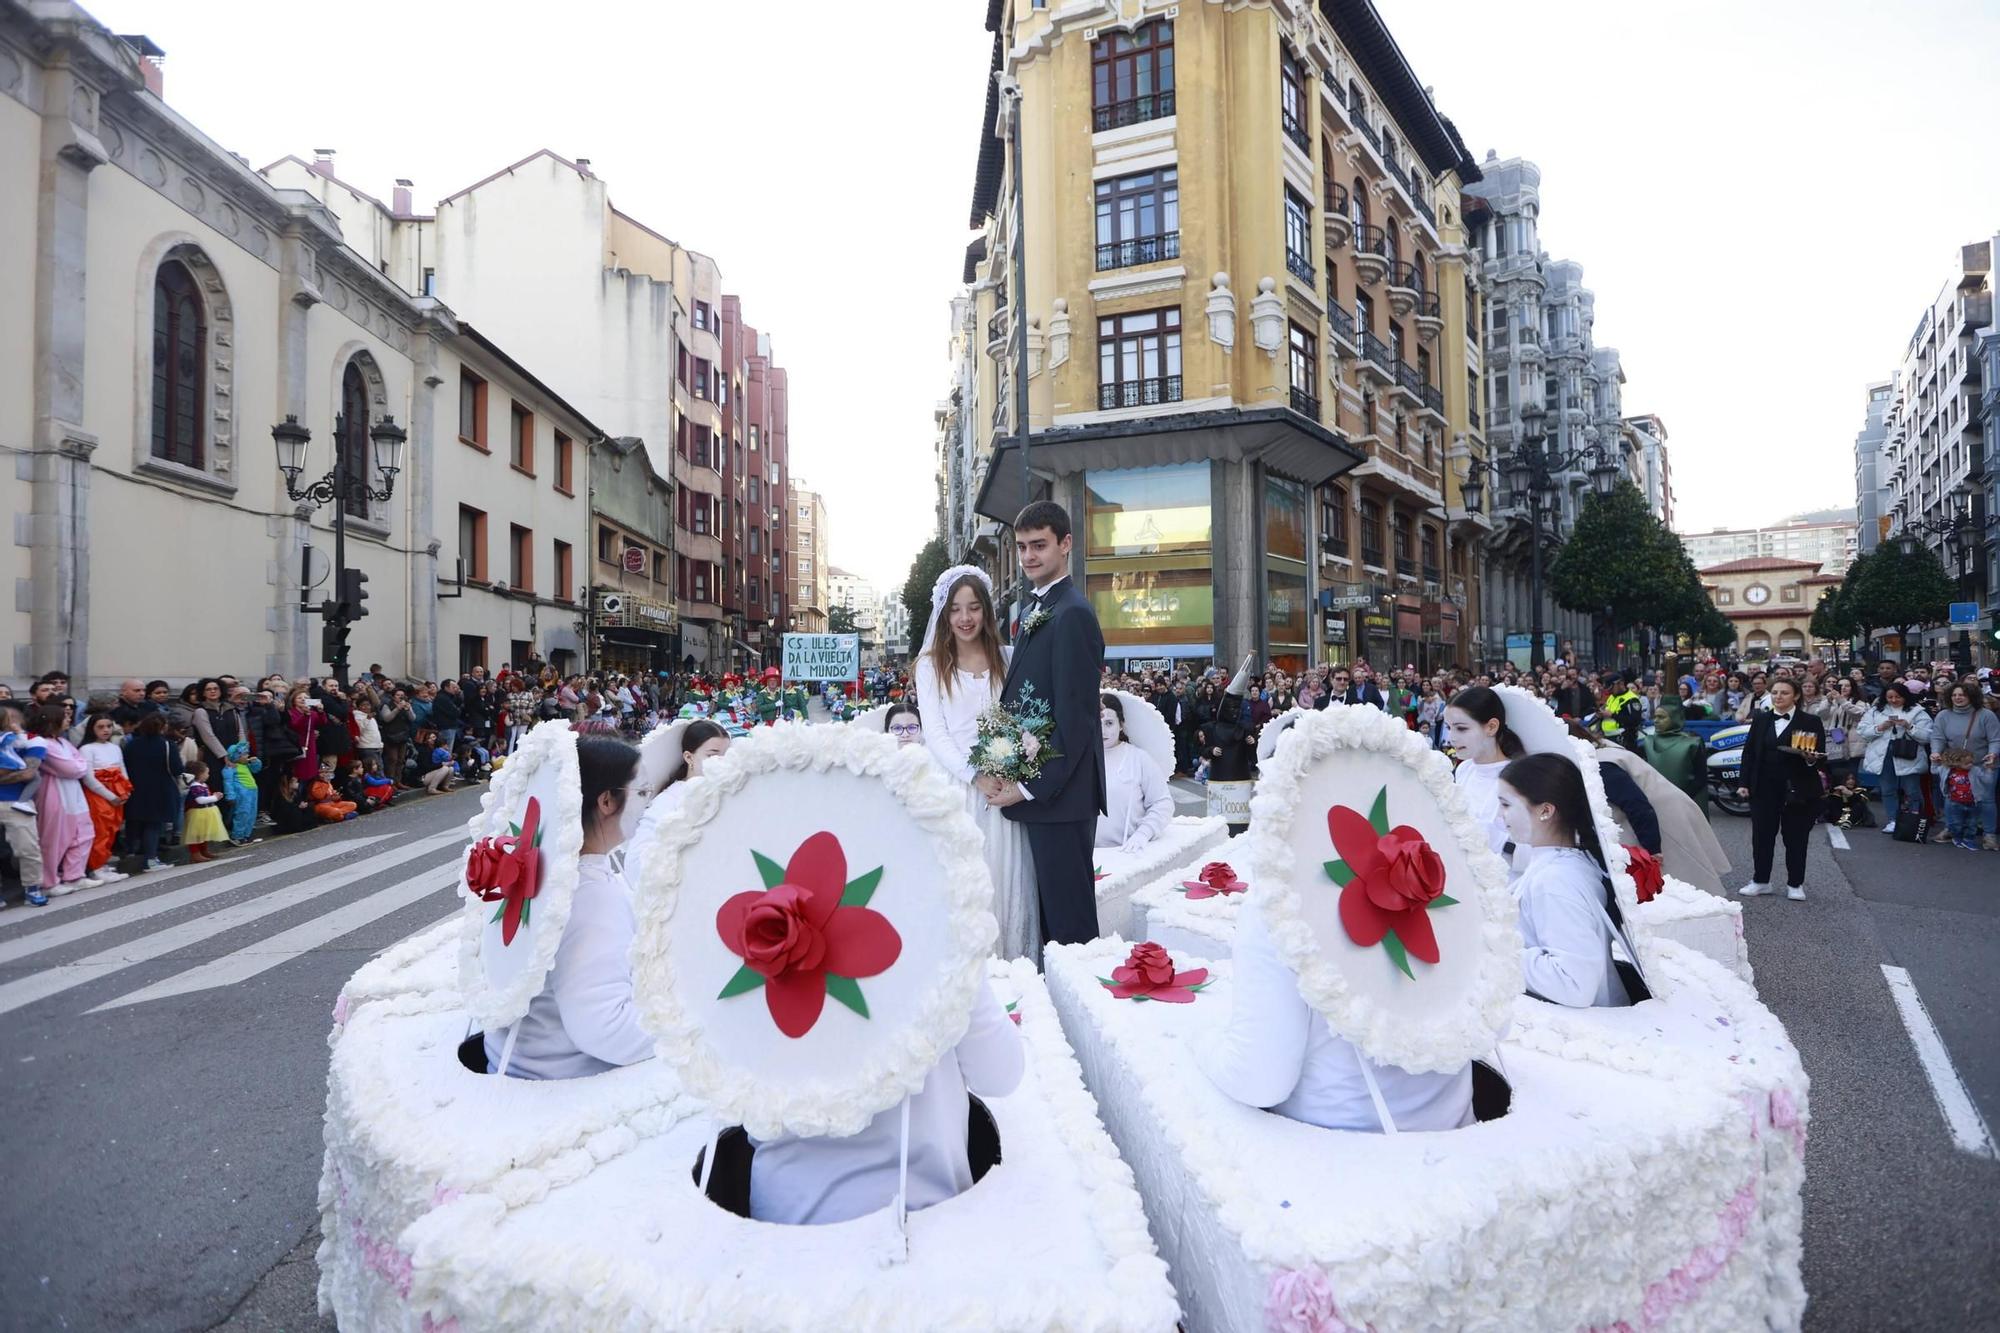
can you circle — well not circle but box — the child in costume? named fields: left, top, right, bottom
left=221, top=742, right=261, bottom=845
left=181, top=760, right=228, bottom=862
left=361, top=759, right=396, bottom=811
left=1936, top=746, right=1982, bottom=851
left=306, top=772, right=359, bottom=823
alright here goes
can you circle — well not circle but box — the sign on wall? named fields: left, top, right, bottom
left=782, top=633, right=860, bottom=682
left=622, top=546, right=647, bottom=574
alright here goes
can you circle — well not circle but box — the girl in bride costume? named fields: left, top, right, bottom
left=912, top=566, right=1040, bottom=960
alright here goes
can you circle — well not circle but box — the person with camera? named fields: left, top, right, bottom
left=1857, top=681, right=1932, bottom=840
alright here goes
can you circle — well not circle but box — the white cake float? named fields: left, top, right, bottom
left=320, top=721, right=1179, bottom=1332
left=1640, top=875, right=1753, bottom=985
left=1094, top=814, right=1230, bottom=939
left=1046, top=703, right=1808, bottom=1332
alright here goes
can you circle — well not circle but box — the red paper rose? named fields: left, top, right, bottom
left=715, top=831, right=902, bottom=1039
left=1325, top=788, right=1458, bottom=979
left=1182, top=861, right=1248, bottom=899
left=466, top=796, right=543, bottom=946
left=1104, top=941, right=1209, bottom=1002
left=1624, top=845, right=1664, bottom=903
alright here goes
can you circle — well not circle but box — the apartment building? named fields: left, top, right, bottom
left=1680, top=514, right=1857, bottom=581
left=1853, top=381, right=1894, bottom=554
left=1623, top=414, right=1673, bottom=527
left=788, top=481, right=830, bottom=634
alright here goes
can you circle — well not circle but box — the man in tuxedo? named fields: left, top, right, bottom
left=1736, top=677, right=1825, bottom=902
left=1333, top=662, right=1386, bottom=709
left=987, top=501, right=1108, bottom=945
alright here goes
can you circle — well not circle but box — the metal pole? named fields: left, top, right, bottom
left=331, top=414, right=350, bottom=690
left=1528, top=484, right=1545, bottom=671
left=1009, top=90, right=1031, bottom=500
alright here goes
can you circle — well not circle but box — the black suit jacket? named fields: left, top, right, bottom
left=1000, top=577, right=1107, bottom=823
left=1742, top=709, right=1826, bottom=809
left=1341, top=683, right=1386, bottom=709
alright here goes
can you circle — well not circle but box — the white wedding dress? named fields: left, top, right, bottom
left=915, top=656, right=1042, bottom=960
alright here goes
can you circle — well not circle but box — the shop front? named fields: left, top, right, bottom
left=593, top=587, right=677, bottom=677
left=1361, top=610, right=1394, bottom=664
left=1264, top=474, right=1310, bottom=674
left=1084, top=464, right=1216, bottom=667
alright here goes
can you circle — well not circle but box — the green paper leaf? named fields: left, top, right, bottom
left=508, top=822, right=521, bottom=837
left=1381, top=931, right=1415, bottom=980
left=717, top=964, right=765, bottom=999
left=1324, top=859, right=1355, bottom=887
left=1430, top=894, right=1459, bottom=908
left=1368, top=785, right=1390, bottom=837
left=521, top=898, right=531, bottom=927
left=841, top=866, right=884, bottom=907
left=826, top=973, right=869, bottom=1018
left=752, top=851, right=787, bottom=890
left=489, top=904, right=503, bottom=924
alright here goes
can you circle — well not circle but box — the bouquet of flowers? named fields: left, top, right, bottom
left=969, top=683, right=1060, bottom=783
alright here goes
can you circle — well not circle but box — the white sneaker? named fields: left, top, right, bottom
left=1737, top=882, right=1773, bottom=897
left=1880, top=822, right=1896, bottom=836
left=45, top=882, right=76, bottom=897
left=73, top=875, right=106, bottom=889
left=93, top=869, right=128, bottom=882
left=1786, top=886, right=1806, bottom=901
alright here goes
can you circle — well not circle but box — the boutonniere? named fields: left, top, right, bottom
left=1020, top=606, right=1052, bottom=638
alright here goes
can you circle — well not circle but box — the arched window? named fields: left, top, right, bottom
left=1352, top=179, right=1368, bottom=230
left=1412, top=253, right=1427, bottom=294
left=151, top=260, right=205, bottom=467
left=1745, top=631, right=1772, bottom=655
left=1385, top=223, right=1399, bottom=270
left=340, top=361, right=371, bottom=518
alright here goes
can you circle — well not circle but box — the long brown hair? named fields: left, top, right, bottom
left=928, top=573, right=1004, bottom=700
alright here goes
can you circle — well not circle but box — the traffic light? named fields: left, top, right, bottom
left=338, top=567, right=371, bottom=622
left=321, top=621, right=351, bottom=670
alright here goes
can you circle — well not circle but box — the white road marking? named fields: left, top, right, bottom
left=1880, top=964, right=1996, bottom=1159
left=1827, top=825, right=1851, bottom=851
left=87, top=872, right=458, bottom=1012
left=0, top=831, right=466, bottom=1018
left=0, top=835, right=405, bottom=966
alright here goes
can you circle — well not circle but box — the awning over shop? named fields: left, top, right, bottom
left=975, top=406, right=1363, bottom=523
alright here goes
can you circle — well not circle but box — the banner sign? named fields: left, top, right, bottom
left=782, top=633, right=860, bottom=682
left=1949, top=601, right=1979, bottom=627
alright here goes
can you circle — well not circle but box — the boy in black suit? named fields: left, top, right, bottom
left=1737, top=677, right=1825, bottom=902
left=987, top=501, right=1108, bottom=945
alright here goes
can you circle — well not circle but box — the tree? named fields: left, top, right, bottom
left=1691, top=602, right=1738, bottom=651
left=1845, top=542, right=1953, bottom=649
left=900, top=536, right=953, bottom=649
left=828, top=605, right=858, bottom=635
left=1549, top=481, right=1697, bottom=660
left=1808, top=576, right=1857, bottom=646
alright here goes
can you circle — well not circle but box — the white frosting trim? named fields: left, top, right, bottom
left=1245, top=703, right=1522, bottom=1073
left=627, top=722, right=998, bottom=1140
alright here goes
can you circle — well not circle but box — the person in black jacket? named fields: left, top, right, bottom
left=1736, top=677, right=1826, bottom=902
left=429, top=679, right=465, bottom=753
left=123, top=713, right=184, bottom=869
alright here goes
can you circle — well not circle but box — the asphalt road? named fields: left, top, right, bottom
left=0, top=776, right=1992, bottom=1331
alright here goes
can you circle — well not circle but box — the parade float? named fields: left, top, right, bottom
left=1046, top=703, right=1808, bottom=1333
left=318, top=721, right=1179, bottom=1332
left=1086, top=689, right=1230, bottom=937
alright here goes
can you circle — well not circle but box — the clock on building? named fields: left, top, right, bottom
left=1745, top=584, right=1771, bottom=606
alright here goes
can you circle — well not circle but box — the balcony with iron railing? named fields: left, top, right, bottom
left=1099, top=375, right=1184, bottom=410
left=1354, top=117, right=1381, bottom=154
left=1351, top=224, right=1389, bottom=285
left=986, top=306, right=1009, bottom=352
left=1094, top=89, right=1176, bottom=132
left=1392, top=359, right=1424, bottom=407
left=1359, top=332, right=1395, bottom=381
left=1289, top=385, right=1321, bottom=422
left=1385, top=261, right=1420, bottom=318
left=1420, top=381, right=1446, bottom=421
left=1361, top=545, right=1386, bottom=570
left=1327, top=302, right=1356, bottom=346
left=1324, top=182, right=1352, bottom=248
left=1282, top=108, right=1310, bottom=153
left=1413, top=290, right=1443, bottom=343
left=1286, top=247, right=1315, bottom=287
left=1096, top=232, right=1181, bottom=272
left=1396, top=556, right=1417, bottom=578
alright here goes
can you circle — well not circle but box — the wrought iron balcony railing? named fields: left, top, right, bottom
left=1095, top=232, right=1181, bottom=272
left=1098, top=375, right=1184, bottom=410
left=1094, top=90, right=1176, bottom=132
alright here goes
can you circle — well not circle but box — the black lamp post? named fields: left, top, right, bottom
left=1893, top=496, right=1997, bottom=674
left=272, top=412, right=407, bottom=687
left=1456, top=403, right=1621, bottom=671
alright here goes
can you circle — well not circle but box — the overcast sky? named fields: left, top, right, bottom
left=88, top=0, right=1998, bottom=585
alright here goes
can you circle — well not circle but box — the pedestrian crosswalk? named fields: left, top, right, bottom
left=0, top=828, right=469, bottom=1019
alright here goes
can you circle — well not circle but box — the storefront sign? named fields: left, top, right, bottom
left=1324, top=582, right=1376, bottom=611
left=782, top=633, right=860, bottom=681
left=622, top=545, right=647, bottom=574
left=1323, top=612, right=1348, bottom=642
left=596, top=590, right=674, bottom=631
left=1362, top=613, right=1393, bottom=636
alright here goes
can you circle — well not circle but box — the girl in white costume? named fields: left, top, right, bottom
left=485, top=735, right=659, bottom=1079
left=1443, top=685, right=1527, bottom=857
left=1094, top=693, right=1173, bottom=851
left=912, top=566, right=1040, bottom=959
left=1496, top=751, right=1638, bottom=1009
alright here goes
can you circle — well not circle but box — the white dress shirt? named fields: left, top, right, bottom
left=1770, top=709, right=1793, bottom=739
left=1197, top=901, right=1473, bottom=1132
left=750, top=978, right=1025, bottom=1224
left=1453, top=758, right=1511, bottom=857
left=1095, top=741, right=1173, bottom=849
left=486, top=853, right=658, bottom=1080
left=1516, top=844, right=1630, bottom=1009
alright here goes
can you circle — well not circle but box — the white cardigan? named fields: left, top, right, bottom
left=750, top=977, right=1024, bottom=1224
left=1197, top=900, right=1472, bottom=1132
left=1856, top=703, right=1932, bottom=777
left=485, top=854, right=657, bottom=1080
left=1095, top=741, right=1173, bottom=850
left=1517, top=845, right=1630, bottom=1009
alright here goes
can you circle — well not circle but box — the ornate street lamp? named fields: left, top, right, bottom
left=271, top=412, right=407, bottom=686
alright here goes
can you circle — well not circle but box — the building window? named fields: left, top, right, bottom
left=1288, top=323, right=1319, bottom=421
left=1280, top=47, right=1309, bottom=151
left=459, top=369, right=487, bottom=448
left=510, top=403, right=535, bottom=474
left=458, top=635, right=488, bottom=674
left=1420, top=525, right=1439, bottom=578
left=693, top=299, right=711, bottom=330
left=1284, top=187, right=1313, bottom=285
left=799, top=558, right=812, bottom=578
left=421, top=268, right=437, bottom=296
left=1355, top=290, right=1375, bottom=341
left=749, top=476, right=761, bottom=504
left=554, top=432, right=574, bottom=494
left=459, top=505, right=488, bottom=582
left=1322, top=483, right=1349, bottom=547
left=1359, top=497, right=1385, bottom=568
left=597, top=524, right=616, bottom=564
left=749, top=526, right=761, bottom=555
left=749, top=575, right=761, bottom=605
left=1392, top=511, right=1413, bottom=567
left=1094, top=168, right=1180, bottom=271
left=338, top=362, right=372, bottom=519
left=553, top=539, right=573, bottom=602
left=749, top=425, right=760, bottom=451
left=1091, top=20, right=1175, bottom=130
left=691, top=495, right=710, bottom=535
left=1716, top=589, right=1733, bottom=605
left=1097, top=307, right=1182, bottom=409
left=151, top=259, right=206, bottom=468
left=693, top=359, right=710, bottom=400
left=654, top=551, right=667, bottom=583
left=692, top=565, right=710, bottom=602
left=509, top=523, right=533, bottom=593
